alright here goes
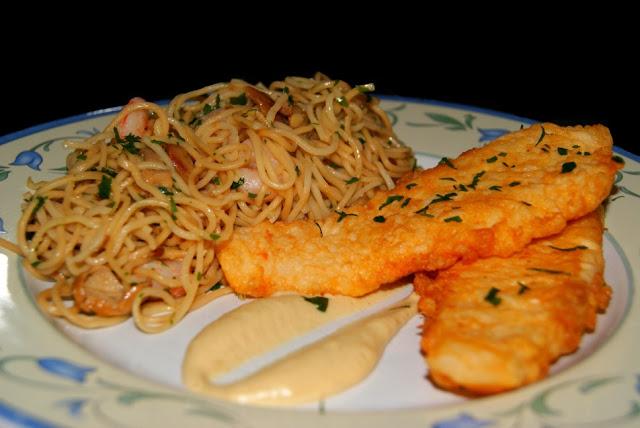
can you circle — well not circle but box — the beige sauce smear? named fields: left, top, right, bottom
left=183, top=290, right=418, bottom=405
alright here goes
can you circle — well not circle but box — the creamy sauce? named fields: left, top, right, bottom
left=182, top=289, right=418, bottom=405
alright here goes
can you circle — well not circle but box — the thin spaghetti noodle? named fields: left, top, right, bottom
left=0, top=73, right=415, bottom=333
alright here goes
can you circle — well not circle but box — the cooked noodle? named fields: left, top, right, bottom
left=0, top=73, right=415, bottom=333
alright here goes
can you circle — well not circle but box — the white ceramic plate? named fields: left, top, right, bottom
left=1, top=97, right=638, bottom=428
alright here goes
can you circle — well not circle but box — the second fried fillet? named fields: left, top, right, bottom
left=218, top=124, right=618, bottom=297
left=414, top=210, right=611, bottom=395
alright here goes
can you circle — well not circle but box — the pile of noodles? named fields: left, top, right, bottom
left=1, top=73, right=415, bottom=333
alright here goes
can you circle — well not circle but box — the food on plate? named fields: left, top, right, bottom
left=1, top=73, right=414, bottom=332
left=218, top=124, right=619, bottom=297
left=183, top=286, right=415, bottom=405
left=414, top=210, right=610, bottom=394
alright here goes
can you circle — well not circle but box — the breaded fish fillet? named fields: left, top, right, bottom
left=218, top=124, right=618, bottom=297
left=414, top=210, right=610, bottom=394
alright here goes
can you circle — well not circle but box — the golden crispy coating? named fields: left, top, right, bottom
left=414, top=210, right=610, bottom=395
left=218, top=124, right=618, bottom=297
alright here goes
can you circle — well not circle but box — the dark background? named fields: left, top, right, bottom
left=1, top=33, right=635, bottom=156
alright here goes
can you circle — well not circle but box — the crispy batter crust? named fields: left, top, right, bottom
left=414, top=210, right=610, bottom=395
left=218, top=124, right=618, bottom=297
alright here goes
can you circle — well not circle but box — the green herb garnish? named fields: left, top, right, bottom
left=158, top=186, right=174, bottom=195
left=517, top=281, right=530, bottom=295
left=335, top=210, right=357, bottom=222
left=401, top=198, right=411, bottom=208
left=444, top=215, right=462, bottom=223
left=534, top=126, right=546, bottom=146
left=612, top=155, right=624, bottom=164
left=31, top=260, right=42, bottom=267
left=303, top=296, right=329, bottom=312
left=101, top=167, right=117, bottom=177
left=202, top=103, right=213, bottom=115
left=211, top=176, right=221, bottom=185
left=231, top=177, right=245, bottom=190
left=76, top=153, right=87, bottom=161
left=489, top=185, right=502, bottom=191
left=210, top=233, right=221, bottom=241
left=209, top=281, right=223, bottom=291
left=169, top=196, right=177, bottom=219
left=379, top=195, right=404, bottom=210
left=314, top=222, right=323, bottom=237
left=98, top=175, right=112, bottom=200
left=113, top=127, right=140, bottom=155
left=509, top=181, right=521, bottom=187
left=151, top=139, right=165, bottom=145
left=431, top=193, right=457, bottom=204
left=557, top=147, right=568, bottom=155
left=336, top=96, right=349, bottom=107
left=373, top=215, right=386, bottom=223
left=485, top=287, right=502, bottom=306
left=528, top=267, right=571, bottom=275
left=561, top=162, right=577, bottom=173
left=438, top=157, right=456, bottom=169
left=345, top=177, right=359, bottom=184
left=406, top=183, right=418, bottom=189
left=439, top=177, right=456, bottom=182
left=548, top=245, right=588, bottom=252
left=196, top=272, right=203, bottom=281
left=486, top=156, right=498, bottom=163
left=229, top=93, right=247, bottom=105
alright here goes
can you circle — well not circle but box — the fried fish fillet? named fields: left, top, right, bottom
left=218, top=124, right=618, bottom=297
left=414, top=210, right=610, bottom=394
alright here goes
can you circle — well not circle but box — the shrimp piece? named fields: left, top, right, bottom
left=165, top=144, right=194, bottom=181
left=117, top=97, right=151, bottom=137
left=140, top=259, right=186, bottom=298
left=73, top=266, right=138, bottom=316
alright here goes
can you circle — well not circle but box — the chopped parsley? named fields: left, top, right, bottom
left=498, top=152, right=507, bottom=157
left=202, top=103, right=214, bottom=115
left=101, top=167, right=117, bottom=177
left=327, top=161, right=340, bottom=169
left=336, top=96, right=349, bottom=107
left=509, top=181, right=521, bottom=187
left=214, top=94, right=221, bottom=109
left=151, top=139, right=165, bottom=145
left=345, top=177, right=359, bottom=184
left=456, top=184, right=468, bottom=192
left=444, top=215, right=462, bottom=223
left=303, top=296, right=329, bottom=312
left=467, top=171, right=485, bottom=189
left=557, top=147, right=568, bottom=155
left=295, top=165, right=300, bottom=176
left=335, top=210, right=357, bottom=222
left=521, top=201, right=532, bottom=206
left=401, top=198, right=411, bottom=208
left=548, top=245, right=588, bottom=252
left=196, top=272, right=203, bottom=281
left=373, top=215, right=386, bottom=223
left=31, top=260, right=42, bottom=267
left=528, top=267, right=571, bottom=276
left=230, top=177, right=245, bottom=190
left=169, top=196, right=177, bottom=219
left=486, top=156, right=498, bottom=163
left=439, top=177, right=456, bottom=182
left=211, top=176, right=221, bottom=185
left=209, top=281, right=223, bottom=291
left=534, top=126, right=546, bottom=146
left=438, top=157, right=456, bottom=169
left=415, top=205, right=434, bottom=217
left=248, top=192, right=257, bottom=199
left=517, top=281, right=530, bottom=295
left=379, top=195, right=404, bottom=210
left=431, top=192, right=457, bottom=204
left=489, top=185, right=502, bottom=191
left=76, top=153, right=87, bottom=161
left=113, top=127, right=140, bottom=155
left=612, top=155, right=625, bottom=164
left=314, top=222, right=323, bottom=237
left=561, top=162, right=577, bottom=173
left=158, top=186, right=174, bottom=195
left=210, top=233, right=221, bottom=240
left=98, top=175, right=112, bottom=200
left=406, top=183, right=418, bottom=189
left=484, top=287, right=502, bottom=306
left=229, top=93, right=247, bottom=105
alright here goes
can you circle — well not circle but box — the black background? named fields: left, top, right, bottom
left=1, top=28, right=636, bottom=156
